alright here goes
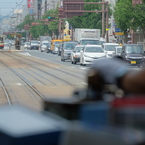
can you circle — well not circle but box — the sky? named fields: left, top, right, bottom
left=0, top=0, right=26, bottom=16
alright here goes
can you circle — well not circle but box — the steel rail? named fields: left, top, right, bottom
left=0, top=60, right=45, bottom=100
left=0, top=77, right=12, bottom=106
left=4, top=52, right=80, bottom=87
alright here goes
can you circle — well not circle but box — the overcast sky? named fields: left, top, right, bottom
left=0, top=0, right=26, bottom=16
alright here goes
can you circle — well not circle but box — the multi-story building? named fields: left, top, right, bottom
left=22, top=5, right=29, bottom=19
left=33, top=0, right=42, bottom=20
left=40, top=0, right=61, bottom=18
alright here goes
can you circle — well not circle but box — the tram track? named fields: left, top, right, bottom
left=0, top=77, right=12, bottom=106
left=2, top=52, right=83, bottom=88
left=0, top=60, right=46, bottom=100
left=6, top=51, right=84, bottom=80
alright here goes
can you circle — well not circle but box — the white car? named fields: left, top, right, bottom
left=40, top=41, right=51, bottom=52
left=24, top=42, right=30, bottom=49
left=71, top=45, right=84, bottom=64
left=80, top=45, right=106, bottom=66
left=102, top=43, right=119, bottom=58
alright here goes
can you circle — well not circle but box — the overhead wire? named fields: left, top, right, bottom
left=0, top=0, right=24, bottom=21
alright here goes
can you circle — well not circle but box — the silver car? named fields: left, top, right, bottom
left=113, top=46, right=122, bottom=56
left=71, top=45, right=84, bottom=64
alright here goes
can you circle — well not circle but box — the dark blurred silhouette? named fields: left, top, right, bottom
left=87, top=56, right=145, bottom=95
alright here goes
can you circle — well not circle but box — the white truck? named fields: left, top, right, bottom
left=74, top=28, right=100, bottom=45
left=39, top=36, right=52, bottom=42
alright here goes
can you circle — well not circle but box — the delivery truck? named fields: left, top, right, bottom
left=74, top=29, right=100, bottom=45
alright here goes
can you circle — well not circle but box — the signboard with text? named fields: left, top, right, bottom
left=115, top=32, right=124, bottom=35
left=27, top=0, right=34, bottom=8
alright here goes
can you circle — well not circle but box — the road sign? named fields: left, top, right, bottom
left=115, top=28, right=121, bottom=32
left=29, top=9, right=33, bottom=14
left=115, top=32, right=124, bottom=35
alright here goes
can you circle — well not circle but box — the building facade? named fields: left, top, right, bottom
left=40, top=0, right=61, bottom=18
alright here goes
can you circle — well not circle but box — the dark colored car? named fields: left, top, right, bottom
left=57, top=44, right=63, bottom=56
left=61, top=41, right=78, bottom=61
left=121, top=44, right=145, bottom=67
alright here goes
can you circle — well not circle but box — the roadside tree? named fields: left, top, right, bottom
left=66, top=0, right=112, bottom=34
left=114, top=0, right=145, bottom=43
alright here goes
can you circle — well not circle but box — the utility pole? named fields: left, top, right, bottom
left=102, top=0, right=105, bottom=38
left=106, top=2, right=109, bottom=43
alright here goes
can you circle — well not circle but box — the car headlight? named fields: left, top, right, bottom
left=74, top=55, right=79, bottom=58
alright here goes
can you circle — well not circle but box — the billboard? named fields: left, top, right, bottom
left=27, top=0, right=34, bottom=8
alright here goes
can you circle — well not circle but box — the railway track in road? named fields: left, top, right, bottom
left=0, top=52, right=86, bottom=109
left=0, top=77, right=12, bottom=106
left=3, top=52, right=86, bottom=88
left=14, top=51, right=84, bottom=80
left=0, top=60, right=45, bottom=100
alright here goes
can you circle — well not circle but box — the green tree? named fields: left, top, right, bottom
left=66, top=0, right=112, bottom=35
left=131, top=1, right=145, bottom=41
left=16, top=15, right=35, bottom=29
left=114, top=0, right=145, bottom=43
left=114, top=0, right=133, bottom=43
left=42, top=8, right=59, bottom=38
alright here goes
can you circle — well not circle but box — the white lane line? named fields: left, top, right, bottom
left=19, top=52, right=31, bottom=56
left=16, top=83, right=23, bottom=86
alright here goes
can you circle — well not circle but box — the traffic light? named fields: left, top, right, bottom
left=17, top=29, right=21, bottom=32
left=47, top=17, right=55, bottom=21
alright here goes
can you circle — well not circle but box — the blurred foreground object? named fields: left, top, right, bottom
left=0, top=105, right=68, bottom=145
left=88, top=57, right=145, bottom=95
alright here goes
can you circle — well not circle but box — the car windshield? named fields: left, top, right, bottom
left=42, top=43, right=50, bottom=46
left=81, top=40, right=99, bottom=45
left=99, top=41, right=105, bottom=45
left=126, top=45, right=143, bottom=54
left=105, top=45, right=119, bottom=51
left=54, top=41, right=61, bottom=45
left=116, top=48, right=122, bottom=53
left=64, top=42, right=78, bottom=50
left=55, top=44, right=61, bottom=47
left=74, top=46, right=84, bottom=52
left=31, top=42, right=39, bottom=44
left=85, top=47, right=104, bottom=53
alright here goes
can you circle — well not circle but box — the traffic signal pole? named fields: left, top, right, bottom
left=59, top=1, right=109, bottom=42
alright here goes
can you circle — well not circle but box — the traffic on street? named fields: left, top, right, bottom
left=0, top=0, right=145, bottom=145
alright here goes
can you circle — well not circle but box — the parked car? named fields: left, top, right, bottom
left=80, top=45, right=106, bottom=66
left=61, top=41, right=78, bottom=61
left=121, top=44, right=145, bottom=67
left=71, top=45, right=84, bottom=64
left=113, top=46, right=122, bottom=56
left=102, top=43, right=119, bottom=58
left=30, top=41, right=39, bottom=50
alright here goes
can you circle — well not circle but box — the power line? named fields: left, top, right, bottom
left=0, top=0, right=24, bottom=20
